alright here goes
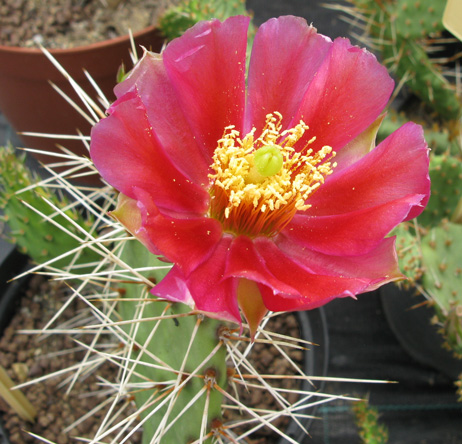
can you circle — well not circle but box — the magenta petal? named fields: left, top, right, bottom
left=276, top=235, right=402, bottom=285
left=225, top=235, right=297, bottom=295
left=151, top=266, right=195, bottom=306
left=285, top=196, right=424, bottom=256
left=254, top=237, right=367, bottom=311
left=284, top=121, right=430, bottom=255
left=245, top=16, right=331, bottom=133
left=90, top=91, right=209, bottom=215
left=113, top=51, right=210, bottom=185
left=294, top=38, right=394, bottom=152
left=156, top=237, right=240, bottom=323
left=163, top=16, right=249, bottom=155
left=133, top=187, right=223, bottom=277
left=308, top=122, right=430, bottom=217
left=186, top=236, right=240, bottom=323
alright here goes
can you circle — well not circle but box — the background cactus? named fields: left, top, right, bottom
left=353, top=398, right=389, bottom=444
left=341, top=0, right=462, bottom=122
left=420, top=221, right=462, bottom=358
left=159, top=0, right=252, bottom=40
left=0, top=144, right=99, bottom=270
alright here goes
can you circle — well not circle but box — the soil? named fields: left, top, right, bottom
left=0, top=0, right=177, bottom=49
left=0, top=275, right=142, bottom=444
left=0, top=275, right=305, bottom=444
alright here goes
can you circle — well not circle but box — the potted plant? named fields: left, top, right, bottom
left=0, top=8, right=431, bottom=444
left=0, top=1, right=171, bottom=165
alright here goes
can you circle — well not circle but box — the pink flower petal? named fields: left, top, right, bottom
left=245, top=16, right=332, bottom=133
left=276, top=235, right=402, bottom=286
left=113, top=51, right=210, bottom=185
left=151, top=265, right=195, bottom=306
left=294, top=38, right=394, bottom=153
left=225, top=235, right=297, bottom=295
left=284, top=121, right=430, bottom=255
left=154, top=237, right=241, bottom=323
left=163, top=16, right=249, bottom=155
left=285, top=196, right=424, bottom=256
left=110, top=192, right=161, bottom=256
left=90, top=91, right=209, bottom=215
left=254, top=237, right=376, bottom=311
left=133, top=187, right=223, bottom=277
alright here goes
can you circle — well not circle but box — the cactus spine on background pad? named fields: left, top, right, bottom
left=418, top=153, right=462, bottom=228
left=344, top=0, right=462, bottom=121
left=117, top=239, right=227, bottom=444
left=0, top=144, right=99, bottom=269
left=420, top=222, right=462, bottom=358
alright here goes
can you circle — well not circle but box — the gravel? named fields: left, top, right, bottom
left=0, top=0, right=175, bottom=48
left=0, top=275, right=304, bottom=443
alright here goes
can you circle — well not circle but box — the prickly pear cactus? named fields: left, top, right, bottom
left=0, top=144, right=98, bottom=268
left=419, top=154, right=462, bottom=228
left=346, top=0, right=462, bottom=121
left=420, top=221, right=462, bottom=358
left=159, top=0, right=252, bottom=40
left=117, top=239, right=227, bottom=444
left=393, top=222, right=423, bottom=288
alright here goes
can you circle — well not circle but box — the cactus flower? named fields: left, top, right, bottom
left=90, top=16, right=430, bottom=333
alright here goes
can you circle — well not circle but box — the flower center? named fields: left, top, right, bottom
left=208, top=112, right=336, bottom=238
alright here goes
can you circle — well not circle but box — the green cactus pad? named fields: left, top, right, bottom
left=418, top=154, right=462, bottom=228
left=348, top=0, right=462, bottom=121
left=392, top=222, right=423, bottom=287
left=0, top=145, right=99, bottom=269
left=118, top=239, right=227, bottom=444
left=394, top=0, right=445, bottom=39
left=421, top=222, right=462, bottom=357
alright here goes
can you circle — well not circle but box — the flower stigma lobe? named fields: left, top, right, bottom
left=208, top=112, right=336, bottom=238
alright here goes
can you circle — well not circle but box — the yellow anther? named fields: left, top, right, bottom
left=208, top=113, right=336, bottom=237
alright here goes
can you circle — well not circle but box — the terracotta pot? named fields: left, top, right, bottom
left=0, top=26, right=164, bottom=183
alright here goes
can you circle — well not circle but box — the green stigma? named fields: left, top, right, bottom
left=253, top=145, right=283, bottom=177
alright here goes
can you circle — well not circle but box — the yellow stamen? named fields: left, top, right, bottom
left=208, top=112, right=336, bottom=238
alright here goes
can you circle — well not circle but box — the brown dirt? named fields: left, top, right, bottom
left=0, top=275, right=305, bottom=444
left=0, top=275, right=142, bottom=444
left=0, top=0, right=177, bottom=49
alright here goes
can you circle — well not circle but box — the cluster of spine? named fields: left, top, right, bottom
left=352, top=399, right=389, bottom=444
left=0, top=144, right=98, bottom=269
left=345, top=0, right=462, bottom=122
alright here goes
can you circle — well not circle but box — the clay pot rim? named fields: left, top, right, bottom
left=0, top=24, right=162, bottom=55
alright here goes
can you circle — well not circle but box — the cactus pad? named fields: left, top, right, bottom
left=421, top=222, right=462, bottom=358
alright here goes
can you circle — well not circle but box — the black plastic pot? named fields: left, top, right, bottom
left=0, top=244, right=30, bottom=444
left=380, top=283, right=462, bottom=381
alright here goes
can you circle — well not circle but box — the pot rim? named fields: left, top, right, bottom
left=0, top=24, right=161, bottom=55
